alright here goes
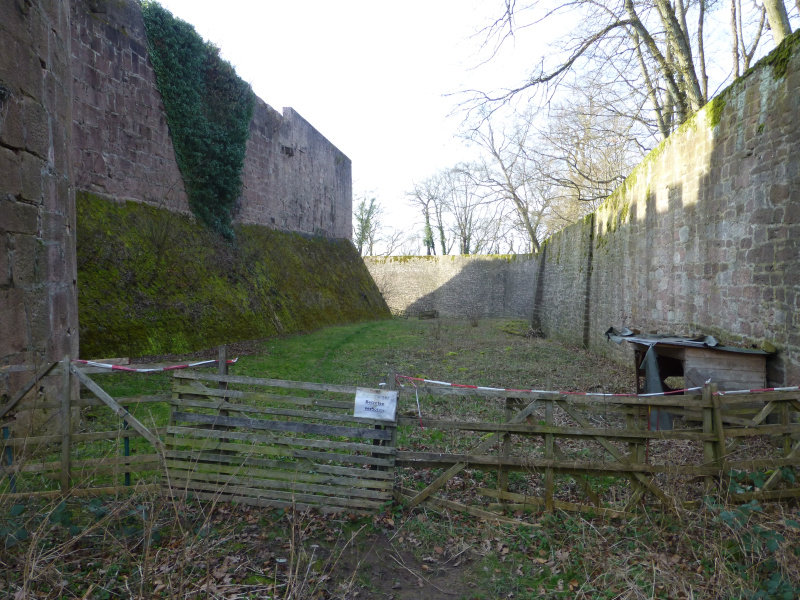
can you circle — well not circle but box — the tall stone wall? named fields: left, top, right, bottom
left=70, top=0, right=352, bottom=238
left=369, top=36, right=800, bottom=386
left=239, top=104, right=351, bottom=238
left=365, top=255, right=536, bottom=319
left=539, top=38, right=800, bottom=385
left=70, top=0, right=189, bottom=212
left=0, top=0, right=78, bottom=421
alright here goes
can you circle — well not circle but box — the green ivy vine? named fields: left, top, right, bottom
left=141, top=1, right=255, bottom=239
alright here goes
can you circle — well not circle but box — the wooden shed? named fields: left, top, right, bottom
left=606, top=329, right=771, bottom=393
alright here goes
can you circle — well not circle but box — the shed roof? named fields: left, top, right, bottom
left=604, top=327, right=771, bottom=355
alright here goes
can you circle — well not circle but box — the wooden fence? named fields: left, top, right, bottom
left=0, top=357, right=169, bottom=499
left=2, top=356, right=799, bottom=520
left=392, top=383, right=800, bottom=517
left=163, top=371, right=396, bottom=513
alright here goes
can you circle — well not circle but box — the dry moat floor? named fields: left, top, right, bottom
left=2, top=318, right=799, bottom=599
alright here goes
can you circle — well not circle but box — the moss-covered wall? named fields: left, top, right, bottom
left=535, top=31, right=800, bottom=386
left=77, top=192, right=389, bottom=358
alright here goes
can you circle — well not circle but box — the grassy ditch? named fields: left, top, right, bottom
left=2, top=318, right=799, bottom=599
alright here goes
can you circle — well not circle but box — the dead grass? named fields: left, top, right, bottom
left=1, top=318, right=799, bottom=599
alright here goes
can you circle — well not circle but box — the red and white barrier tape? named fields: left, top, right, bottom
left=717, top=385, right=800, bottom=395
left=72, top=358, right=238, bottom=373
left=395, top=374, right=702, bottom=398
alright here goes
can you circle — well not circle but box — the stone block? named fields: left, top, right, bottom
left=0, top=197, right=38, bottom=234
left=0, top=95, right=25, bottom=150
left=0, top=287, right=28, bottom=358
left=19, top=150, right=44, bottom=202
left=22, top=285, right=50, bottom=350
left=0, top=146, right=21, bottom=196
left=10, top=233, right=40, bottom=285
left=22, top=96, right=49, bottom=159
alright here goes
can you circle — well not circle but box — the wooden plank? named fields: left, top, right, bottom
left=396, top=417, right=716, bottom=441
left=0, top=483, right=160, bottom=501
left=172, top=397, right=390, bottom=427
left=167, top=426, right=396, bottom=455
left=544, top=399, right=554, bottom=511
left=293, top=449, right=394, bottom=468
left=173, top=371, right=359, bottom=394
left=53, top=463, right=160, bottom=480
left=555, top=401, right=679, bottom=512
left=729, top=487, right=800, bottom=502
left=60, top=356, right=71, bottom=493
left=11, top=453, right=162, bottom=474
left=164, top=487, right=371, bottom=513
left=395, top=486, right=538, bottom=527
left=72, top=366, right=165, bottom=454
left=723, top=423, right=800, bottom=437
left=762, top=439, right=800, bottom=491
left=717, top=391, right=800, bottom=405
left=702, top=385, right=715, bottom=496
left=171, top=412, right=392, bottom=441
left=164, top=459, right=393, bottom=490
left=165, top=449, right=392, bottom=485
left=0, top=361, right=58, bottom=420
left=36, top=395, right=171, bottom=410
left=395, top=451, right=721, bottom=475
left=497, top=399, right=512, bottom=499
left=164, top=439, right=394, bottom=480
left=479, top=488, right=633, bottom=519
left=165, top=467, right=390, bottom=499
left=0, top=428, right=168, bottom=449
left=166, top=477, right=384, bottom=509
left=173, top=384, right=354, bottom=411
left=405, top=398, right=541, bottom=508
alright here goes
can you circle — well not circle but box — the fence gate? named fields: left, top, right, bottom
left=165, top=371, right=397, bottom=513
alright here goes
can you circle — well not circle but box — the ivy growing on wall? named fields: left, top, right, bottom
left=141, top=2, right=254, bottom=239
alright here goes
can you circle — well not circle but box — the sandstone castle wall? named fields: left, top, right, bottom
left=0, top=0, right=78, bottom=423
left=70, top=0, right=351, bottom=238
left=369, top=39, right=800, bottom=386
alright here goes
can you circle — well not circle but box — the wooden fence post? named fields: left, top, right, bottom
left=702, top=384, right=715, bottom=497
left=709, top=383, right=728, bottom=494
left=60, top=355, right=71, bottom=494
left=498, top=398, right=512, bottom=500
left=782, top=400, right=791, bottom=457
left=544, top=397, right=554, bottom=512
left=625, top=409, right=645, bottom=507
left=3, top=426, right=15, bottom=493
left=388, top=369, right=397, bottom=450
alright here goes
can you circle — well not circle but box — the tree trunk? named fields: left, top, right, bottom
left=763, top=0, right=792, bottom=45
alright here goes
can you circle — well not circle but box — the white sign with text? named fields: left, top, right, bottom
left=353, top=388, right=398, bottom=422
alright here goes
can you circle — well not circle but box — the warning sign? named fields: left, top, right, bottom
left=353, top=388, right=398, bottom=422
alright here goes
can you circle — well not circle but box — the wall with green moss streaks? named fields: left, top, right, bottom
left=77, top=193, right=389, bottom=358
left=533, top=31, right=800, bottom=386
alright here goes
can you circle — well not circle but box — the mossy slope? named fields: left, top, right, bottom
left=77, top=193, right=390, bottom=358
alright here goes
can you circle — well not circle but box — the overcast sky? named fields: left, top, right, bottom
left=153, top=0, right=545, bottom=237
left=153, top=1, right=798, bottom=247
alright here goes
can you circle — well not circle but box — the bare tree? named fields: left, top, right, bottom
left=466, top=0, right=792, bottom=141
left=731, top=0, right=770, bottom=78
left=407, top=175, right=453, bottom=255
left=353, top=196, right=381, bottom=256
left=466, top=111, right=551, bottom=252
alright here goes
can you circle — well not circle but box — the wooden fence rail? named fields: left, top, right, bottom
left=163, top=370, right=397, bottom=513
left=393, top=382, right=800, bottom=516
left=2, top=356, right=799, bottom=522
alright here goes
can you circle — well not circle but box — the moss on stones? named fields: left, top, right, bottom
left=76, top=192, right=390, bottom=358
